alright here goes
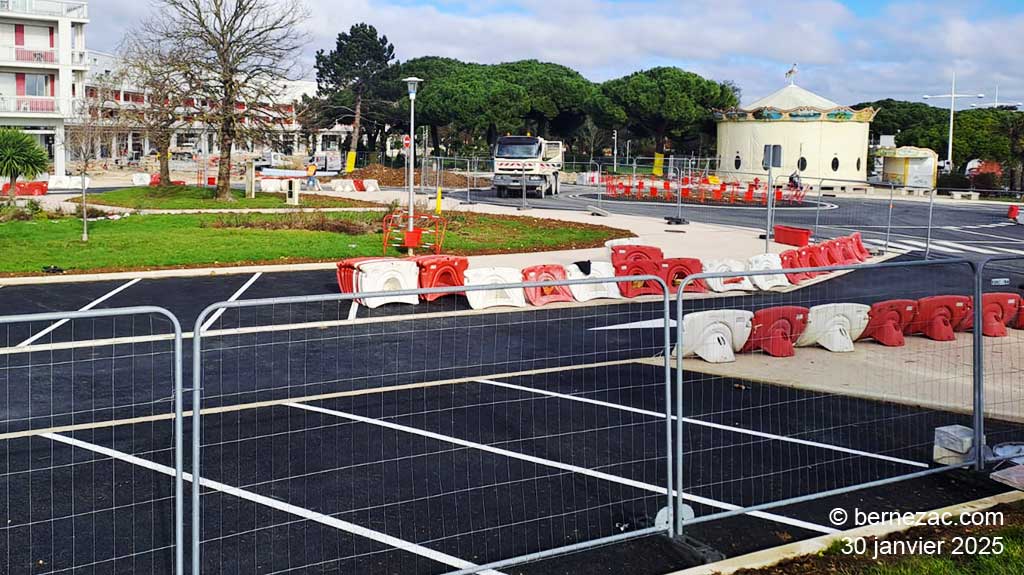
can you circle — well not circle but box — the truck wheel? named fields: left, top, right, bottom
left=551, top=174, right=560, bottom=196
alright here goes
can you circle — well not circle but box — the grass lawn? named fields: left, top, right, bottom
left=83, top=185, right=378, bottom=210
left=0, top=211, right=630, bottom=274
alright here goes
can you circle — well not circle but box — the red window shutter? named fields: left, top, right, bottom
left=14, top=25, right=24, bottom=46
left=49, top=27, right=54, bottom=49
left=15, top=73, right=25, bottom=96
left=49, top=75, right=54, bottom=97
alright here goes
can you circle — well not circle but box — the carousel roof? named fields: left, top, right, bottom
left=745, top=84, right=840, bottom=111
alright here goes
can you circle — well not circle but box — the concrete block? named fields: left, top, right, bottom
left=935, top=424, right=976, bottom=454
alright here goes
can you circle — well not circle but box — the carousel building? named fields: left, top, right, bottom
left=715, top=83, right=877, bottom=190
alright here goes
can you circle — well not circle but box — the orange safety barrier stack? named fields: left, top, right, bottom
left=774, top=188, right=784, bottom=202
left=1013, top=305, right=1024, bottom=330
left=957, top=293, right=1022, bottom=338
left=905, top=295, right=972, bottom=341
left=3, top=181, right=48, bottom=196
left=850, top=232, right=872, bottom=260
left=610, top=245, right=664, bottom=267
left=336, top=257, right=391, bottom=293
left=712, top=184, right=725, bottom=202
left=739, top=306, right=809, bottom=357
left=796, top=245, right=830, bottom=276
left=744, top=184, right=755, bottom=203
left=823, top=238, right=858, bottom=265
left=615, top=260, right=664, bottom=298
left=860, top=300, right=918, bottom=347
left=663, top=180, right=671, bottom=191
left=381, top=209, right=449, bottom=255
left=779, top=250, right=810, bottom=285
left=681, top=186, right=691, bottom=200
left=660, top=258, right=707, bottom=292
left=836, top=236, right=865, bottom=263
left=522, top=265, right=575, bottom=306
left=1009, top=205, right=1020, bottom=220
left=412, top=255, right=468, bottom=302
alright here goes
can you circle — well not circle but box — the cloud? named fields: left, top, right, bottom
left=83, top=0, right=1024, bottom=106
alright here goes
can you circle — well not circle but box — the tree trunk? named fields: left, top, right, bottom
left=655, top=126, right=666, bottom=154
left=430, top=125, right=440, bottom=157
left=8, top=174, right=16, bottom=201
left=157, top=134, right=171, bottom=186
left=216, top=120, right=234, bottom=200
left=348, top=93, right=362, bottom=155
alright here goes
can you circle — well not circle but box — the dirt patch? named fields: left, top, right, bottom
left=730, top=499, right=1024, bottom=575
left=347, top=163, right=486, bottom=189
left=202, top=212, right=378, bottom=235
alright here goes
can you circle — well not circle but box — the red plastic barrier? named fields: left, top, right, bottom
left=837, top=236, right=865, bottom=263
left=610, top=245, right=664, bottom=267
left=773, top=225, right=811, bottom=247
left=336, top=257, right=390, bottom=293
left=3, top=181, right=48, bottom=196
left=1009, top=205, right=1020, bottom=220
left=413, top=255, right=468, bottom=302
left=779, top=250, right=810, bottom=285
left=523, top=265, right=575, bottom=306
left=615, top=260, right=664, bottom=298
left=353, top=179, right=366, bottom=192
left=796, top=245, right=829, bottom=277
left=860, top=299, right=918, bottom=347
left=958, top=293, right=1022, bottom=337
left=1013, top=306, right=1024, bottom=330
left=823, top=239, right=858, bottom=265
left=850, top=232, right=872, bottom=260
left=740, top=306, right=809, bottom=357
left=905, top=295, right=972, bottom=341
left=660, top=258, right=707, bottom=293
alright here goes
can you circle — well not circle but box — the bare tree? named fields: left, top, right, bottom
left=118, top=33, right=198, bottom=186
left=146, top=0, right=309, bottom=200
left=63, top=73, right=124, bottom=241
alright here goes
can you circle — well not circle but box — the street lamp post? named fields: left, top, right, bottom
left=403, top=77, right=423, bottom=251
left=923, top=72, right=984, bottom=174
left=971, top=86, right=1023, bottom=110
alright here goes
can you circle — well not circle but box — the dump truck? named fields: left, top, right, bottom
left=492, top=136, right=564, bottom=197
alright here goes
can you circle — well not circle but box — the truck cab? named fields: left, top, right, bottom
left=492, top=136, right=563, bottom=197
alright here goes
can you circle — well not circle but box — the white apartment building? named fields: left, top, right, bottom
left=0, top=0, right=88, bottom=176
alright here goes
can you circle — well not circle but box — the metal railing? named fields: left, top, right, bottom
left=0, top=95, right=61, bottom=114
left=0, top=45, right=58, bottom=64
left=0, top=0, right=88, bottom=18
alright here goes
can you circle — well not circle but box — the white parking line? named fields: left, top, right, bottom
left=475, top=379, right=928, bottom=469
left=930, top=240, right=1000, bottom=255
left=287, top=402, right=837, bottom=534
left=199, top=273, right=262, bottom=333
left=43, top=432, right=505, bottom=575
left=892, top=239, right=961, bottom=254
left=17, top=278, right=142, bottom=347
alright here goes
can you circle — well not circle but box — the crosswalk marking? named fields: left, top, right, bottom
left=930, top=240, right=1001, bottom=254
left=862, top=238, right=921, bottom=252
left=894, top=239, right=961, bottom=253
left=988, top=245, right=1024, bottom=256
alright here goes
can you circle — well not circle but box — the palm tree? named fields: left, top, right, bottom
left=0, top=128, right=50, bottom=200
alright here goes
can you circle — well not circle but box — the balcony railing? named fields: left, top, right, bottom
left=0, top=0, right=88, bottom=18
left=0, top=95, right=61, bottom=113
left=0, top=45, right=58, bottom=64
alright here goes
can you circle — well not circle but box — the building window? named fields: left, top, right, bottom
left=831, top=157, right=840, bottom=172
left=856, top=157, right=862, bottom=171
left=797, top=157, right=807, bottom=171
left=734, top=154, right=741, bottom=170
left=24, top=74, right=48, bottom=97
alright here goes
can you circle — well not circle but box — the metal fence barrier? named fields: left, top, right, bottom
left=0, top=306, right=184, bottom=575
left=190, top=276, right=675, bottom=575
left=669, top=257, right=1023, bottom=536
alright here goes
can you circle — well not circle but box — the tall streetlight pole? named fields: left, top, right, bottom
left=403, top=77, right=423, bottom=246
left=923, top=72, right=984, bottom=174
left=971, top=86, right=1023, bottom=110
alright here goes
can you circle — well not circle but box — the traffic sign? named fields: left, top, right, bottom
left=403, top=135, right=411, bottom=149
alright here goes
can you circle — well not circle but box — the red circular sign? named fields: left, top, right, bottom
left=402, top=135, right=411, bottom=149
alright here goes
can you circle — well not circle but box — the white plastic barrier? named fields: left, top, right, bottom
left=795, top=303, right=871, bottom=352
left=675, top=310, right=754, bottom=363
left=332, top=179, right=357, bottom=193
left=131, top=173, right=151, bottom=186
left=604, top=237, right=644, bottom=258
left=463, top=267, right=527, bottom=310
left=362, top=179, right=381, bottom=193
left=47, top=175, right=70, bottom=189
left=66, top=176, right=91, bottom=190
left=703, top=259, right=756, bottom=292
left=564, top=261, right=622, bottom=302
left=354, top=260, right=420, bottom=308
left=746, top=253, right=791, bottom=291
left=260, top=179, right=283, bottom=193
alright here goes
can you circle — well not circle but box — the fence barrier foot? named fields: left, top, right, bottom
left=668, top=534, right=727, bottom=565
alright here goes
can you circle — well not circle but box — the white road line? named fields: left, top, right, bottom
left=862, top=238, right=922, bottom=252
left=589, top=318, right=676, bottom=331
left=940, top=226, right=1024, bottom=243
left=475, top=379, right=928, bottom=469
left=17, top=278, right=142, bottom=347
left=988, top=246, right=1024, bottom=256
left=287, top=402, right=837, bottom=534
left=893, top=239, right=961, bottom=254
left=931, top=240, right=1000, bottom=255
left=43, top=432, right=505, bottom=575
left=199, top=272, right=262, bottom=333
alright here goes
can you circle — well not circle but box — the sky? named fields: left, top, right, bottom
left=86, top=0, right=1024, bottom=108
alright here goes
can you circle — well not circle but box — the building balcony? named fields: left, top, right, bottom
left=0, top=0, right=88, bottom=19
left=0, top=95, right=61, bottom=114
left=0, top=45, right=59, bottom=66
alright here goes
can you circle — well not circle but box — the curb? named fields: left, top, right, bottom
left=668, top=490, right=1024, bottom=575
left=0, top=262, right=338, bottom=286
